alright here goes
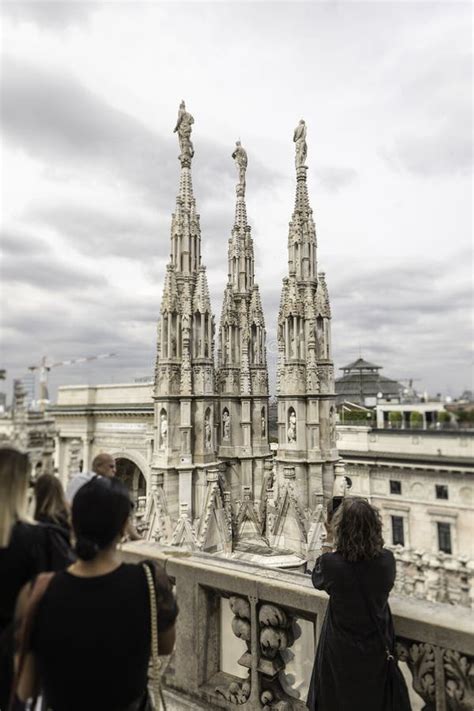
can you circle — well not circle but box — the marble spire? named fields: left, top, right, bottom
left=155, top=101, right=215, bottom=400
left=217, top=141, right=268, bottom=398
left=274, top=119, right=338, bottom=523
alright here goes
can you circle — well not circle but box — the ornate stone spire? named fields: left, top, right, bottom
left=155, top=102, right=214, bottom=400
left=274, top=120, right=339, bottom=556
left=277, top=120, right=322, bottom=396
left=217, top=142, right=268, bottom=397
left=170, top=104, right=201, bottom=276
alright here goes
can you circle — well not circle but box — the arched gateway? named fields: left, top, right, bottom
left=112, top=450, right=149, bottom=507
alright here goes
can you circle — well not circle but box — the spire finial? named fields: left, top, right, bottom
left=173, top=100, right=195, bottom=166
left=232, top=139, right=248, bottom=196
left=293, top=119, right=307, bottom=169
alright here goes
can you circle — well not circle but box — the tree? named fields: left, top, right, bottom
left=409, top=411, right=423, bottom=428
left=389, top=411, right=402, bottom=428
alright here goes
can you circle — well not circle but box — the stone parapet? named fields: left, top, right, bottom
left=120, top=542, right=474, bottom=711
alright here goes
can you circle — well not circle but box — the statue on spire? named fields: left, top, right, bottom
left=293, top=119, right=307, bottom=168
left=174, top=100, right=194, bottom=164
left=232, top=140, right=248, bottom=195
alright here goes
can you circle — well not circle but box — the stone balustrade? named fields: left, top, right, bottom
left=120, top=542, right=474, bottom=711
left=389, top=546, right=474, bottom=609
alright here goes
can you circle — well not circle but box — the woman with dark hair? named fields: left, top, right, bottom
left=34, top=474, right=71, bottom=534
left=307, top=497, right=411, bottom=711
left=14, top=476, right=177, bottom=711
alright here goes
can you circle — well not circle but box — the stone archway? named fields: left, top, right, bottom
left=114, top=456, right=147, bottom=507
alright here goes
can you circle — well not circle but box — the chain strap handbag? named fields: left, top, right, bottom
left=143, top=563, right=167, bottom=711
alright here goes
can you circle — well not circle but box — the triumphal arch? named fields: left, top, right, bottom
left=50, top=103, right=341, bottom=564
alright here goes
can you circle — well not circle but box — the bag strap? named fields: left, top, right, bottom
left=8, top=572, right=55, bottom=711
left=350, top=562, right=394, bottom=662
left=143, top=563, right=165, bottom=709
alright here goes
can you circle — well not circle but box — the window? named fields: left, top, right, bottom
left=391, top=516, right=405, bottom=546
left=436, top=484, right=449, bottom=500
left=390, top=480, right=402, bottom=495
left=437, top=522, right=452, bottom=554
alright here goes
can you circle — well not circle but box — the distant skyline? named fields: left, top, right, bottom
left=1, top=1, right=472, bottom=403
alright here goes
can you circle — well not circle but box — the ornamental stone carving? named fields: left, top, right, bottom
left=287, top=408, right=297, bottom=443
left=173, top=100, right=194, bottom=165
left=293, top=119, right=307, bottom=168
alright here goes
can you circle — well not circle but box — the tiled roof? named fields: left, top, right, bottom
left=340, top=357, right=382, bottom=371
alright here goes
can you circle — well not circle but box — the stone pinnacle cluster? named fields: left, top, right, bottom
left=147, top=103, right=339, bottom=562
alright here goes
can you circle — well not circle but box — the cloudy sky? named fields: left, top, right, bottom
left=0, top=0, right=472, bottom=403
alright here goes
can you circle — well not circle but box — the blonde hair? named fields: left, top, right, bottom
left=0, top=447, right=31, bottom=548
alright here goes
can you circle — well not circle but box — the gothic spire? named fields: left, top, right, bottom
left=288, top=119, right=317, bottom=282
left=170, top=101, right=201, bottom=274
left=217, top=142, right=268, bottom=395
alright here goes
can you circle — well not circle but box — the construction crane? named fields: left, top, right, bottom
left=28, top=353, right=117, bottom=409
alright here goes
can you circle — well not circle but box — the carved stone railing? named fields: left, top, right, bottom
left=121, top=542, right=474, bottom=711
left=389, top=546, right=474, bottom=609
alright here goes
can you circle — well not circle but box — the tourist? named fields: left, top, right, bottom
left=34, top=474, right=71, bottom=537
left=13, top=477, right=178, bottom=711
left=65, top=452, right=116, bottom=503
left=307, top=497, right=411, bottom=711
left=0, top=448, right=61, bottom=708
left=65, top=452, right=142, bottom=541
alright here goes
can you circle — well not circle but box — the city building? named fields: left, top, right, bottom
left=335, top=357, right=402, bottom=407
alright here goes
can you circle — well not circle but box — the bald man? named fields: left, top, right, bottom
left=66, top=453, right=116, bottom=503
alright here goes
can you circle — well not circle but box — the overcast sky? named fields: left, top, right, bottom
left=0, top=0, right=472, bottom=403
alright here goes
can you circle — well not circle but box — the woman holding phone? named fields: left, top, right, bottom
left=307, top=497, right=411, bottom=711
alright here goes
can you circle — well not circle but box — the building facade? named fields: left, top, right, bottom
left=335, top=357, right=402, bottom=407
left=337, top=424, right=474, bottom=604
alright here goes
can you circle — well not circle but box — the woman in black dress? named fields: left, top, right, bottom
left=14, top=476, right=178, bottom=711
left=0, top=448, right=56, bottom=708
left=307, top=497, right=411, bottom=711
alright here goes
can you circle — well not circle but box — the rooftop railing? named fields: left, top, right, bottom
left=121, top=542, right=474, bottom=711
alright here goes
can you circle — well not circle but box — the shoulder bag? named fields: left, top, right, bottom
left=8, top=572, right=55, bottom=711
left=142, top=563, right=167, bottom=711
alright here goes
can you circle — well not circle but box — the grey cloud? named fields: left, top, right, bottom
left=1, top=252, right=98, bottom=290
left=28, top=204, right=171, bottom=260
left=381, top=43, right=472, bottom=177
left=382, top=114, right=473, bottom=178
left=1, top=57, right=275, bottom=211
left=1, top=1, right=94, bottom=28
left=1, top=229, right=52, bottom=256
left=315, top=166, right=358, bottom=193
left=0, top=56, right=176, bottom=208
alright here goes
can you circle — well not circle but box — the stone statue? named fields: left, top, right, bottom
left=232, top=140, right=248, bottom=192
left=222, top=409, right=230, bottom=440
left=160, top=412, right=168, bottom=450
left=173, top=100, right=194, bottom=163
left=204, top=412, right=212, bottom=450
left=287, top=409, right=297, bottom=443
left=293, top=119, right=307, bottom=168
left=261, top=412, right=266, bottom=437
